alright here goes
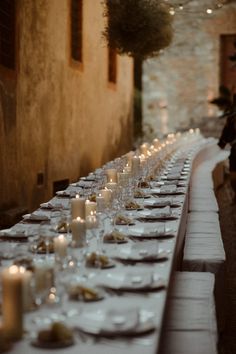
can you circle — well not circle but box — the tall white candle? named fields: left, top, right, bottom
left=140, top=143, right=149, bottom=156
left=71, top=195, right=85, bottom=219
left=105, top=168, right=118, bottom=183
left=2, top=265, right=24, bottom=340
left=131, top=155, right=140, bottom=176
left=85, top=200, right=97, bottom=218
left=100, top=188, right=112, bottom=206
left=71, top=217, right=86, bottom=247
left=86, top=212, right=97, bottom=229
left=22, top=270, right=33, bottom=312
left=96, top=195, right=105, bottom=212
left=54, top=234, right=68, bottom=259
left=33, top=260, right=54, bottom=296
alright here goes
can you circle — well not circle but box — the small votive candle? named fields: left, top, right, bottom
left=71, top=217, right=86, bottom=247
left=54, top=235, right=68, bottom=259
left=71, top=195, right=85, bottom=219
left=1, top=265, right=24, bottom=340
left=105, top=179, right=117, bottom=192
left=86, top=211, right=98, bottom=229
left=85, top=200, right=97, bottom=218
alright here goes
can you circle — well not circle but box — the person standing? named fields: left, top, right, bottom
left=218, top=95, right=236, bottom=203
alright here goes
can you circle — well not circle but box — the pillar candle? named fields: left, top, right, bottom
left=153, top=138, right=159, bottom=149
left=86, top=212, right=97, bottom=229
left=131, top=155, right=140, bottom=176
left=100, top=188, right=112, bottom=206
left=71, top=195, right=85, bottom=219
left=105, top=181, right=117, bottom=192
left=96, top=195, right=105, bottom=212
left=2, top=265, right=24, bottom=340
left=71, top=217, right=86, bottom=247
left=105, top=168, right=118, bottom=183
left=22, top=270, right=33, bottom=312
left=140, top=143, right=149, bottom=156
left=54, top=234, right=68, bottom=259
left=34, top=260, right=54, bottom=296
left=85, top=200, right=97, bottom=218
left=117, top=172, right=130, bottom=186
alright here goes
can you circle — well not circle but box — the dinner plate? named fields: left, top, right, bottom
left=126, top=225, right=175, bottom=239
left=99, top=271, right=165, bottom=291
left=137, top=208, right=178, bottom=221
left=112, top=248, right=168, bottom=262
left=75, top=308, right=156, bottom=336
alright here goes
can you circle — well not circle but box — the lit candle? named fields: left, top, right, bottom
left=85, top=200, right=97, bottom=218
left=71, top=195, right=85, bottom=219
left=33, top=259, right=54, bottom=299
left=131, top=155, right=140, bottom=176
left=1, top=265, right=24, bottom=340
left=153, top=138, right=159, bottom=149
left=105, top=168, right=118, bottom=183
left=22, top=270, right=33, bottom=312
left=86, top=211, right=98, bottom=229
left=105, top=179, right=117, bottom=191
left=96, top=194, right=105, bottom=212
left=117, top=172, right=130, bottom=186
left=100, top=188, right=112, bottom=206
left=140, top=143, right=149, bottom=156
left=54, top=234, right=68, bottom=259
left=71, top=217, right=86, bottom=247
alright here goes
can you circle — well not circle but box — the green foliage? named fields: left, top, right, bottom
left=103, top=0, right=173, bottom=59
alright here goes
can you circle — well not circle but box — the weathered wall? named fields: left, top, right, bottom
left=0, top=0, right=133, bottom=216
left=143, top=3, right=236, bottom=140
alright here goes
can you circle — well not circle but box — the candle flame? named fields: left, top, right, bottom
left=9, top=265, right=20, bottom=274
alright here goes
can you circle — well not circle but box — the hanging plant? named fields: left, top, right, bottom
left=103, top=0, right=173, bottom=59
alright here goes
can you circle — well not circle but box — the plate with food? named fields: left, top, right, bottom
left=125, top=200, right=142, bottom=210
left=103, top=230, right=128, bottom=244
left=68, top=284, right=104, bottom=302
left=114, top=214, right=135, bottom=226
left=31, top=322, right=74, bottom=349
left=74, top=307, right=156, bottom=336
left=85, top=252, right=115, bottom=269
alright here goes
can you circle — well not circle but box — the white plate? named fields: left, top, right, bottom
left=74, top=307, right=156, bottom=336
left=127, top=225, right=175, bottom=238
left=98, top=271, right=166, bottom=291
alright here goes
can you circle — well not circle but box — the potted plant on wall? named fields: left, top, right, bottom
left=103, top=0, right=173, bottom=59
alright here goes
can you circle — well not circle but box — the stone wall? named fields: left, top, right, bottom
left=143, top=3, right=236, bottom=140
left=0, top=0, right=133, bottom=219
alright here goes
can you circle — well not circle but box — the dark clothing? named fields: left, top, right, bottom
left=218, top=112, right=236, bottom=172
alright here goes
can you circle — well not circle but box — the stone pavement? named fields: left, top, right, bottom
left=216, top=175, right=236, bottom=354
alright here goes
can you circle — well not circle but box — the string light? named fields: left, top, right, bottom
left=165, top=0, right=233, bottom=16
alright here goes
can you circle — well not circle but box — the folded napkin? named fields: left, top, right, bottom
left=144, top=199, right=171, bottom=208
left=160, top=185, right=177, bottom=193
left=0, top=229, right=28, bottom=241
left=23, top=213, right=50, bottom=222
left=128, top=224, right=166, bottom=237
left=139, top=206, right=172, bottom=219
left=40, top=202, right=64, bottom=210
left=74, top=307, right=140, bottom=335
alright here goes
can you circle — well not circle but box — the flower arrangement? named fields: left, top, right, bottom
left=103, top=0, right=173, bottom=59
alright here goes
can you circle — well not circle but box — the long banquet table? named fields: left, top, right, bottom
left=0, top=133, right=222, bottom=354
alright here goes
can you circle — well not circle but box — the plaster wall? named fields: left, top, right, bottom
left=0, top=0, right=133, bottom=214
left=143, top=3, right=236, bottom=140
